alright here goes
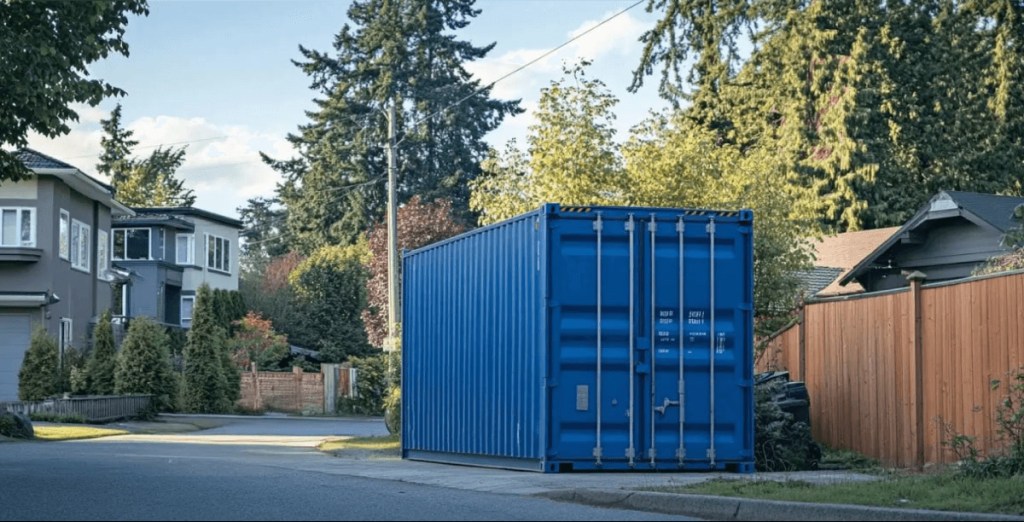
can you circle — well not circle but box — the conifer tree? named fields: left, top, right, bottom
left=86, top=311, right=117, bottom=395
left=114, top=317, right=177, bottom=411
left=18, top=327, right=59, bottom=401
left=264, top=0, right=520, bottom=251
left=182, top=285, right=230, bottom=413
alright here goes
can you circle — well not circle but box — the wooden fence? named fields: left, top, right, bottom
left=0, top=395, right=153, bottom=423
left=756, top=269, right=1024, bottom=468
left=238, top=364, right=355, bottom=414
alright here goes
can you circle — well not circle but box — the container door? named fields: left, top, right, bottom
left=643, top=213, right=752, bottom=469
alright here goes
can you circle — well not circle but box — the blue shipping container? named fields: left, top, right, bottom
left=402, top=204, right=755, bottom=473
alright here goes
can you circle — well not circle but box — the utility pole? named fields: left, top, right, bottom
left=386, top=102, right=400, bottom=355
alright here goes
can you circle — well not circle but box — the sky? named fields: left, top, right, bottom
left=26, top=0, right=671, bottom=220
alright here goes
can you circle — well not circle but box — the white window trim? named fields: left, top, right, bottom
left=59, top=318, right=73, bottom=357
left=176, top=233, right=195, bottom=265
left=204, top=233, right=231, bottom=274
left=0, top=206, right=36, bottom=248
left=70, top=219, right=90, bottom=273
left=59, top=209, right=69, bottom=259
left=181, top=295, right=195, bottom=328
left=112, top=227, right=152, bottom=261
left=97, top=229, right=109, bottom=280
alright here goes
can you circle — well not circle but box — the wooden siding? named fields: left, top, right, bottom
left=760, top=270, right=1024, bottom=467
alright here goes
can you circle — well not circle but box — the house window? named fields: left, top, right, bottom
left=0, top=207, right=35, bottom=247
left=181, top=296, right=195, bottom=328
left=70, top=219, right=90, bottom=272
left=206, top=234, right=231, bottom=273
left=59, top=209, right=69, bottom=259
left=176, top=234, right=195, bottom=265
left=59, top=318, right=73, bottom=361
left=97, top=230, right=109, bottom=280
left=113, top=228, right=151, bottom=260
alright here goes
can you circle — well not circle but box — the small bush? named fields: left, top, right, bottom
left=86, top=311, right=118, bottom=395
left=337, top=354, right=388, bottom=416
left=755, top=380, right=821, bottom=471
left=384, top=386, right=401, bottom=435
left=59, top=346, right=88, bottom=396
left=18, top=327, right=59, bottom=401
left=0, top=412, right=34, bottom=439
left=944, top=367, right=1024, bottom=478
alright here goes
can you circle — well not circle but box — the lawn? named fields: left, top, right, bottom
left=32, top=426, right=129, bottom=441
left=318, top=434, right=400, bottom=459
left=647, top=474, right=1024, bottom=515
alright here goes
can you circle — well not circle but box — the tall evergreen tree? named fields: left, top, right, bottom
left=18, top=327, right=59, bottom=401
left=114, top=317, right=177, bottom=411
left=182, top=284, right=230, bottom=413
left=264, top=0, right=521, bottom=252
left=97, top=105, right=196, bottom=207
left=86, top=311, right=117, bottom=395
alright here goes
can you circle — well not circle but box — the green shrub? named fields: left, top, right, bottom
left=18, top=327, right=59, bottom=401
left=384, top=385, right=401, bottom=435
left=337, top=354, right=388, bottom=416
left=0, top=412, right=34, bottom=439
left=86, top=311, right=117, bottom=395
left=115, top=317, right=178, bottom=412
left=182, top=284, right=230, bottom=413
left=755, top=381, right=821, bottom=471
left=59, top=346, right=88, bottom=396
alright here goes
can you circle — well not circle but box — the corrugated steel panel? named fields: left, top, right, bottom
left=402, top=204, right=755, bottom=472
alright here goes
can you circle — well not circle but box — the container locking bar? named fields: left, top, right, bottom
left=677, top=216, right=686, bottom=466
left=707, top=218, right=717, bottom=466
left=593, top=213, right=603, bottom=466
left=626, top=214, right=636, bottom=467
left=649, top=215, right=657, bottom=467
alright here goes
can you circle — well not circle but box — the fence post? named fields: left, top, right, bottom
left=251, top=362, right=261, bottom=411
left=798, top=306, right=807, bottom=381
left=293, top=366, right=303, bottom=413
left=907, top=271, right=927, bottom=469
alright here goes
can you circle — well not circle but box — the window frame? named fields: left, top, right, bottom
left=59, top=318, right=73, bottom=361
left=58, top=209, right=69, bottom=259
left=180, top=295, right=195, bottom=328
left=0, top=206, right=36, bottom=248
left=204, top=233, right=231, bottom=274
left=70, top=219, right=90, bottom=273
left=96, top=229, right=109, bottom=280
left=112, top=228, right=152, bottom=261
left=176, top=233, right=195, bottom=265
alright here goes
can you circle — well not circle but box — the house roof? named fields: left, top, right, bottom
left=15, top=148, right=132, bottom=216
left=795, top=266, right=844, bottom=296
left=113, top=214, right=196, bottom=231
left=807, top=227, right=900, bottom=296
left=131, top=207, right=243, bottom=229
left=839, top=191, right=1024, bottom=287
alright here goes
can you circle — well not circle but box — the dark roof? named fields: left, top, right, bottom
left=131, top=207, right=243, bottom=229
left=794, top=267, right=844, bottom=297
left=113, top=214, right=195, bottom=231
left=942, top=191, right=1024, bottom=233
left=15, top=148, right=77, bottom=170
left=15, top=148, right=116, bottom=192
left=839, top=190, right=1024, bottom=286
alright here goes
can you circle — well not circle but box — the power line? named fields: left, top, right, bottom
left=66, top=135, right=228, bottom=160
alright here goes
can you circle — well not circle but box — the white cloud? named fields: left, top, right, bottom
left=26, top=110, right=293, bottom=219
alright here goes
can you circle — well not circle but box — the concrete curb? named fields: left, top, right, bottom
left=537, top=489, right=1024, bottom=521
left=158, top=413, right=385, bottom=422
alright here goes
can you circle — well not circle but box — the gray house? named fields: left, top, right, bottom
left=0, top=149, right=132, bottom=400
left=839, top=191, right=1024, bottom=293
left=112, top=207, right=242, bottom=329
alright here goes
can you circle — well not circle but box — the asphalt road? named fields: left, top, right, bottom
left=0, top=417, right=692, bottom=521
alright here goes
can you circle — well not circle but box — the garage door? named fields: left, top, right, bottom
left=0, top=314, right=32, bottom=401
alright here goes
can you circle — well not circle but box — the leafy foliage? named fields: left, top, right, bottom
left=0, top=0, right=149, bottom=181
left=228, top=312, right=289, bottom=371
left=59, top=346, right=89, bottom=396
left=0, top=412, right=34, bottom=439
left=363, top=196, right=465, bottom=348
left=945, top=367, right=1024, bottom=478
left=240, top=251, right=308, bottom=347
left=182, top=285, right=230, bottom=413
left=264, top=0, right=520, bottom=251
left=337, top=354, right=389, bottom=416
left=755, top=380, right=821, bottom=472
left=98, top=104, right=195, bottom=207
left=114, top=317, right=177, bottom=412
left=86, top=311, right=118, bottom=395
left=290, top=242, right=372, bottom=362
left=18, top=327, right=59, bottom=401
left=634, top=0, right=1024, bottom=231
